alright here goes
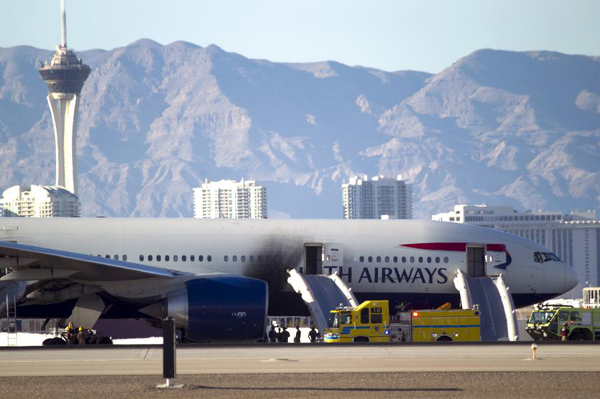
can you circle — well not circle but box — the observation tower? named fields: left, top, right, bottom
left=38, top=0, right=90, bottom=195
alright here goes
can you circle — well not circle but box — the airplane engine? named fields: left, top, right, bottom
left=166, top=276, right=268, bottom=342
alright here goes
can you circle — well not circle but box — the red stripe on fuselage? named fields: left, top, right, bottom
left=401, top=243, right=467, bottom=252
left=486, top=244, right=506, bottom=252
left=401, top=243, right=507, bottom=252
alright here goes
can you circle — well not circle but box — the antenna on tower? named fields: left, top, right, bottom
left=60, top=0, right=67, bottom=49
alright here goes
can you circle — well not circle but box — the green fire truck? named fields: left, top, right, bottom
left=526, top=304, right=600, bottom=341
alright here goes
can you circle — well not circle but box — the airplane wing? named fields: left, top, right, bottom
left=0, top=240, right=178, bottom=281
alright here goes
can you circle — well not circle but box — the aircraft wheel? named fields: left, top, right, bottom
left=96, top=337, right=113, bottom=345
left=43, top=337, right=66, bottom=346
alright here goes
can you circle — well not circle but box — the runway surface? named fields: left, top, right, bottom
left=1, top=343, right=599, bottom=376
left=1, top=372, right=599, bottom=399
left=2, top=344, right=599, bottom=398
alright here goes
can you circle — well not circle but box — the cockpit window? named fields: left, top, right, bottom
left=548, top=253, right=561, bottom=261
left=534, top=251, right=562, bottom=263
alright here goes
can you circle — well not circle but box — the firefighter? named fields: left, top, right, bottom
left=77, top=326, right=86, bottom=345
left=65, top=321, right=78, bottom=345
left=561, top=322, right=569, bottom=341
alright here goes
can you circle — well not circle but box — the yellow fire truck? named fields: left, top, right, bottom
left=324, top=300, right=481, bottom=343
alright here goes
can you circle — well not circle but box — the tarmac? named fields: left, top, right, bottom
left=1, top=343, right=599, bottom=398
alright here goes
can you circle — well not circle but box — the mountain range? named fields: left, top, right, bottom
left=0, top=40, right=598, bottom=219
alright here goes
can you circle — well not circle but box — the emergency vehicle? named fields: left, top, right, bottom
left=324, top=300, right=481, bottom=343
left=526, top=287, right=600, bottom=341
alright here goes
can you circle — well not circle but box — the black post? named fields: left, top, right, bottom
left=163, top=318, right=176, bottom=380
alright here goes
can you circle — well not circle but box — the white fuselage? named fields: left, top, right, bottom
left=0, top=218, right=578, bottom=310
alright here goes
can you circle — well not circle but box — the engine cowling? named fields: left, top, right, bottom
left=167, top=275, right=268, bottom=342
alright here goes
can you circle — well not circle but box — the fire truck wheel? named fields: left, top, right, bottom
left=569, top=331, right=591, bottom=341
left=353, top=336, right=369, bottom=343
left=436, top=336, right=453, bottom=342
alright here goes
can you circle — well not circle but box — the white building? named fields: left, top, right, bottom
left=193, top=179, right=267, bottom=219
left=432, top=205, right=600, bottom=297
left=0, top=185, right=81, bottom=218
left=342, top=175, right=412, bottom=219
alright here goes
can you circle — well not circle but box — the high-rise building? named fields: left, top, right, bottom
left=193, top=179, right=267, bottom=219
left=432, top=205, right=600, bottom=297
left=342, top=175, right=412, bottom=219
left=38, top=0, right=90, bottom=195
left=0, top=185, right=81, bottom=218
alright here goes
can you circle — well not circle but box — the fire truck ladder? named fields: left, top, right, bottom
left=3, top=269, right=18, bottom=346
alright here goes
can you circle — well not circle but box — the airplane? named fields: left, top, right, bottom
left=0, top=217, right=579, bottom=342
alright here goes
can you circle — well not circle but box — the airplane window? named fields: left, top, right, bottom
left=393, top=256, right=398, bottom=263
left=148, top=255, right=153, bottom=261
left=368, top=256, right=373, bottom=263
left=224, top=256, right=229, bottom=262
left=542, top=253, right=551, bottom=262
left=359, top=256, right=364, bottom=263
left=385, top=256, right=390, bottom=263
left=233, top=256, right=238, bottom=262
left=402, top=256, right=406, bottom=263
left=165, top=255, right=170, bottom=262
left=123, top=255, right=127, bottom=261
left=105, top=255, right=110, bottom=259
left=435, top=257, right=440, bottom=263
left=157, top=255, right=162, bottom=262
left=114, top=255, right=119, bottom=260
left=207, top=255, right=212, bottom=262
left=139, top=255, right=144, bottom=262
left=190, top=255, right=195, bottom=262
left=250, top=255, right=255, bottom=262
left=444, top=257, right=449, bottom=263
left=376, top=256, right=381, bottom=263
left=182, top=255, right=187, bottom=262
left=427, top=257, right=432, bottom=263
left=418, top=257, right=423, bottom=263
left=534, top=252, right=542, bottom=263
left=199, top=255, right=204, bottom=262
left=258, top=255, right=263, bottom=262
left=97, top=255, right=101, bottom=257
left=173, top=255, right=178, bottom=262
left=241, top=255, right=246, bottom=262
left=410, top=257, right=415, bottom=263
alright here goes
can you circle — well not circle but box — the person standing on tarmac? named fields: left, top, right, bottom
left=308, top=326, right=320, bottom=343
left=65, top=321, right=78, bottom=345
left=280, top=326, right=290, bottom=343
left=77, top=327, right=86, bottom=345
left=561, top=322, right=570, bottom=341
left=294, top=324, right=301, bottom=343
left=268, top=325, right=277, bottom=343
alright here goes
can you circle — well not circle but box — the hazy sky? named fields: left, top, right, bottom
left=2, top=0, right=599, bottom=73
